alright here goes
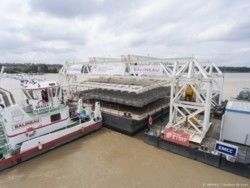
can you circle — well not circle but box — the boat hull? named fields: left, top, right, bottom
left=102, top=108, right=168, bottom=135
left=0, top=121, right=102, bottom=172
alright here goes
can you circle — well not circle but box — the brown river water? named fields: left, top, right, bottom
left=0, top=73, right=249, bottom=188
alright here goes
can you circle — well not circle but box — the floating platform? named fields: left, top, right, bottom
left=144, top=118, right=250, bottom=178
left=70, top=76, right=171, bottom=134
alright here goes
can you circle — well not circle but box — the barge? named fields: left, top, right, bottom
left=0, top=79, right=102, bottom=171
left=144, top=88, right=250, bottom=178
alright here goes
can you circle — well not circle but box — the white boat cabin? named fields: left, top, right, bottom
left=21, top=80, right=61, bottom=114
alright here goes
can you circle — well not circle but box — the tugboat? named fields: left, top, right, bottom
left=0, top=79, right=102, bottom=171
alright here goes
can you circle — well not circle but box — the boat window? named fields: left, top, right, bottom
left=52, top=87, right=56, bottom=97
left=0, top=92, right=10, bottom=107
left=41, top=89, right=49, bottom=102
left=27, top=90, right=39, bottom=100
left=48, top=88, right=52, bottom=98
left=23, top=90, right=31, bottom=99
left=33, top=90, right=39, bottom=100
left=50, top=113, right=61, bottom=122
left=57, top=87, right=61, bottom=96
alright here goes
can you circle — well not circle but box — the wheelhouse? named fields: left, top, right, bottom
left=21, top=80, right=61, bottom=114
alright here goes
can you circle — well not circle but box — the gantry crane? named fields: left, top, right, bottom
left=59, top=55, right=223, bottom=144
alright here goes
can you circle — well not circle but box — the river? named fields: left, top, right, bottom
left=0, top=73, right=249, bottom=188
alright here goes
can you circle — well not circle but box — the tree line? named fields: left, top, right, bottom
left=0, top=63, right=63, bottom=74
left=218, top=66, right=250, bottom=73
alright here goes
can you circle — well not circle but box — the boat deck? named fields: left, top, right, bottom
left=146, top=116, right=250, bottom=164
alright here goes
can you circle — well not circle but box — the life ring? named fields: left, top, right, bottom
left=25, top=127, right=36, bottom=137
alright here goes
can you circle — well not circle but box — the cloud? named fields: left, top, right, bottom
left=29, top=0, right=142, bottom=18
left=0, top=0, right=249, bottom=65
left=29, top=0, right=96, bottom=18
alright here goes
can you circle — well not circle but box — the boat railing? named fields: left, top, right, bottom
left=0, top=125, right=7, bottom=146
left=0, top=142, right=9, bottom=150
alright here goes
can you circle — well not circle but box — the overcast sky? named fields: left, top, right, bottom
left=0, top=0, right=249, bottom=65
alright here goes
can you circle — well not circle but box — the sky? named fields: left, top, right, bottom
left=0, top=0, right=249, bottom=66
